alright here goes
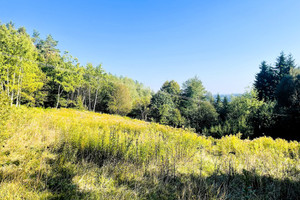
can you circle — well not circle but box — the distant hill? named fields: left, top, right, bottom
left=213, top=93, right=242, bottom=101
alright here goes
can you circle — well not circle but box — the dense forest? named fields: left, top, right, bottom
left=1, top=22, right=300, bottom=141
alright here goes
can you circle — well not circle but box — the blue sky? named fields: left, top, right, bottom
left=1, top=0, right=300, bottom=94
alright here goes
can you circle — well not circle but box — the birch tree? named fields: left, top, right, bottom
left=0, top=23, right=44, bottom=106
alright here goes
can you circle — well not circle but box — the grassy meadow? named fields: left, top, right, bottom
left=0, top=106, right=299, bottom=199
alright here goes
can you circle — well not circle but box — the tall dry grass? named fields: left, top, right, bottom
left=0, top=106, right=299, bottom=199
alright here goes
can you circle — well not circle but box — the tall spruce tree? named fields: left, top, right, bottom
left=254, top=61, right=277, bottom=101
left=275, top=52, right=295, bottom=81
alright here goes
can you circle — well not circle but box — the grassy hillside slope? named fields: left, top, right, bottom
left=0, top=107, right=299, bottom=199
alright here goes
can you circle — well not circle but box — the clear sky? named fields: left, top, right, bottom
left=1, top=0, right=300, bottom=94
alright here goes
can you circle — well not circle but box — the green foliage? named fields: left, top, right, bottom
left=119, top=76, right=152, bottom=102
left=272, top=74, right=300, bottom=140
left=82, top=63, right=105, bottom=111
left=207, top=91, right=274, bottom=138
left=220, top=96, right=229, bottom=122
left=0, top=22, right=44, bottom=106
left=254, top=61, right=277, bottom=101
left=275, top=74, right=300, bottom=109
left=180, top=76, right=206, bottom=110
left=161, top=80, right=180, bottom=95
left=253, top=52, right=300, bottom=140
left=226, top=91, right=263, bottom=137
left=178, top=77, right=218, bottom=132
left=248, top=100, right=276, bottom=137
left=149, top=80, right=184, bottom=127
left=254, top=53, right=296, bottom=102
left=150, top=91, right=178, bottom=125
left=1, top=21, right=152, bottom=117
left=130, top=95, right=151, bottom=120
left=185, top=101, right=218, bottom=132
left=160, top=80, right=180, bottom=104
left=275, top=52, right=295, bottom=81
left=107, top=82, right=132, bottom=115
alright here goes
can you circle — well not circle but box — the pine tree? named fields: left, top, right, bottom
left=274, top=52, right=295, bottom=83
left=254, top=61, right=277, bottom=101
left=220, top=96, right=229, bottom=122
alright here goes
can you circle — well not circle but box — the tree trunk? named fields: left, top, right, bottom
left=6, top=67, right=9, bottom=97
left=93, top=87, right=99, bottom=112
left=83, top=94, right=86, bottom=107
left=88, top=85, right=91, bottom=110
left=16, top=67, right=22, bottom=106
left=18, top=74, right=23, bottom=107
left=140, top=108, right=144, bottom=120
left=4, top=55, right=14, bottom=98
left=71, top=90, right=75, bottom=101
left=77, top=88, right=81, bottom=102
left=10, top=72, right=16, bottom=106
left=56, top=85, right=61, bottom=109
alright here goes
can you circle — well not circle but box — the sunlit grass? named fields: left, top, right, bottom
left=0, top=106, right=299, bottom=199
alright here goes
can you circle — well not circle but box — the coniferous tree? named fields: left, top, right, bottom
left=274, top=52, right=295, bottom=81
left=180, top=77, right=217, bottom=132
left=214, top=94, right=223, bottom=114
left=254, top=61, right=277, bottom=101
left=180, top=76, right=206, bottom=111
left=220, top=96, right=229, bottom=122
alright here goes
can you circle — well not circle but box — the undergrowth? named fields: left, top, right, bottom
left=0, top=106, right=299, bottom=199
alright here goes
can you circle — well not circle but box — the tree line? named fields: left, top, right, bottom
left=0, top=22, right=152, bottom=116
left=0, top=22, right=299, bottom=140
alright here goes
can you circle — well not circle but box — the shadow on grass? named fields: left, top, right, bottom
left=104, top=161, right=300, bottom=200
left=36, top=144, right=93, bottom=200
left=40, top=143, right=300, bottom=200
left=45, top=164, right=88, bottom=200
